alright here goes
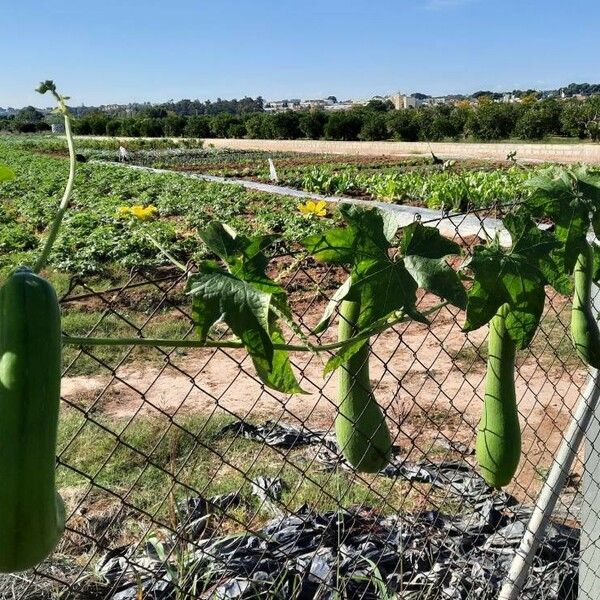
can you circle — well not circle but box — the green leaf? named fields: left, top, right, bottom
left=538, top=252, right=573, bottom=296
left=187, top=262, right=303, bottom=394
left=351, top=257, right=425, bottom=328
left=381, top=211, right=404, bottom=242
left=464, top=277, right=504, bottom=333
left=501, top=261, right=546, bottom=348
left=404, top=255, right=467, bottom=310
left=258, top=318, right=304, bottom=394
left=554, top=210, right=588, bottom=274
left=504, top=212, right=560, bottom=260
left=188, top=262, right=272, bottom=347
left=199, top=222, right=281, bottom=295
left=462, top=215, right=553, bottom=348
left=303, top=205, right=388, bottom=265
left=0, top=165, right=14, bottom=183
left=303, top=206, right=425, bottom=330
left=524, top=167, right=600, bottom=275
left=400, top=221, right=461, bottom=259
left=324, top=338, right=369, bottom=375
left=302, top=227, right=357, bottom=264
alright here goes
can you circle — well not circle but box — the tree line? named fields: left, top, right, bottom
left=3, top=96, right=600, bottom=142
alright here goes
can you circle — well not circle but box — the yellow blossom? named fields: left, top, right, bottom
left=298, top=200, right=327, bottom=218
left=117, top=204, right=158, bottom=220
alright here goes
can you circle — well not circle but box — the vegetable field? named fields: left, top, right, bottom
left=1, top=126, right=599, bottom=599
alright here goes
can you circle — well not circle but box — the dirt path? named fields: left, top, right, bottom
left=61, top=301, right=587, bottom=505
left=78, top=135, right=600, bottom=164
left=199, top=138, right=600, bottom=164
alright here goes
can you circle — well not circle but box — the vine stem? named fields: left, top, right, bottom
left=34, top=93, right=76, bottom=273
left=147, top=234, right=187, bottom=273
left=61, top=300, right=449, bottom=353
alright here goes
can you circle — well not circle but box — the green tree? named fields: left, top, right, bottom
left=466, top=101, right=520, bottom=140
left=163, top=115, right=186, bottom=137
left=324, top=111, right=363, bottom=141
left=561, top=97, right=600, bottom=140
left=386, top=110, right=420, bottom=141
left=136, top=118, right=163, bottom=137
left=244, top=113, right=272, bottom=139
left=120, top=118, right=142, bottom=137
left=184, top=115, right=211, bottom=137
left=106, top=119, right=123, bottom=136
left=359, top=113, right=388, bottom=140
left=16, top=106, right=44, bottom=123
left=210, top=114, right=239, bottom=137
left=515, top=99, right=561, bottom=140
left=270, top=111, right=301, bottom=139
left=227, top=122, right=247, bottom=138
left=299, top=111, right=328, bottom=139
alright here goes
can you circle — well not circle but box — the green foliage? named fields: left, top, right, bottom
left=298, top=110, right=328, bottom=139
left=297, top=164, right=531, bottom=211
left=463, top=212, right=560, bottom=349
left=359, top=113, right=388, bottom=141
left=525, top=166, right=600, bottom=276
left=303, top=206, right=464, bottom=369
left=0, top=141, right=333, bottom=274
left=188, top=224, right=303, bottom=394
left=324, top=112, right=363, bottom=141
left=0, top=165, right=15, bottom=182
left=560, top=96, right=600, bottom=141
left=466, top=101, right=520, bottom=140
left=515, top=99, right=561, bottom=140
left=301, top=166, right=357, bottom=195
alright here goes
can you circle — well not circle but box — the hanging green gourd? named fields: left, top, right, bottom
left=571, top=243, right=600, bottom=369
left=0, top=268, right=65, bottom=572
left=335, top=300, right=392, bottom=473
left=475, top=303, right=521, bottom=489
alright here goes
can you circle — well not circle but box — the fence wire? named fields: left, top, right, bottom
left=1, top=206, right=594, bottom=600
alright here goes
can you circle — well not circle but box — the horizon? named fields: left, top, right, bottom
left=2, top=79, right=596, bottom=112
left=4, top=0, right=600, bottom=108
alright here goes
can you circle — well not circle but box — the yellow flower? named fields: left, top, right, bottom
left=118, top=204, right=158, bottom=220
left=298, top=200, right=327, bottom=218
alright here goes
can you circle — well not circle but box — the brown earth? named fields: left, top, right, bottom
left=61, top=291, right=586, bottom=507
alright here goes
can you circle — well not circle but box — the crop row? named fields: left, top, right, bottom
left=0, top=143, right=330, bottom=275
left=289, top=165, right=535, bottom=211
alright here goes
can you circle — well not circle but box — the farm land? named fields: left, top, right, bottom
left=0, top=134, right=589, bottom=592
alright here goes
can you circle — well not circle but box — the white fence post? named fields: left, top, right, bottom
left=580, top=279, right=600, bottom=598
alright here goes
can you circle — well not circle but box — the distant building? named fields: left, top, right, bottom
left=51, top=123, right=65, bottom=134
left=264, top=100, right=290, bottom=112
left=388, top=92, right=419, bottom=110
left=324, top=101, right=356, bottom=111
left=301, top=99, right=328, bottom=109
left=421, top=96, right=455, bottom=107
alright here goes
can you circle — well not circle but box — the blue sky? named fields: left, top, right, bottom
left=3, top=0, right=600, bottom=107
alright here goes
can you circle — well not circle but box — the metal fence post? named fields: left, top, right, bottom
left=580, top=279, right=600, bottom=598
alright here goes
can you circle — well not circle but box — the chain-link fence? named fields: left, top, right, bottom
left=3, top=206, right=594, bottom=600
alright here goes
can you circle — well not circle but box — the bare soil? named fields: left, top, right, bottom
left=61, top=291, right=586, bottom=507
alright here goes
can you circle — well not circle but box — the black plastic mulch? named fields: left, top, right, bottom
left=96, top=421, right=579, bottom=600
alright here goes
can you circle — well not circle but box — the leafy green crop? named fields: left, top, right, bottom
left=0, top=142, right=333, bottom=275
